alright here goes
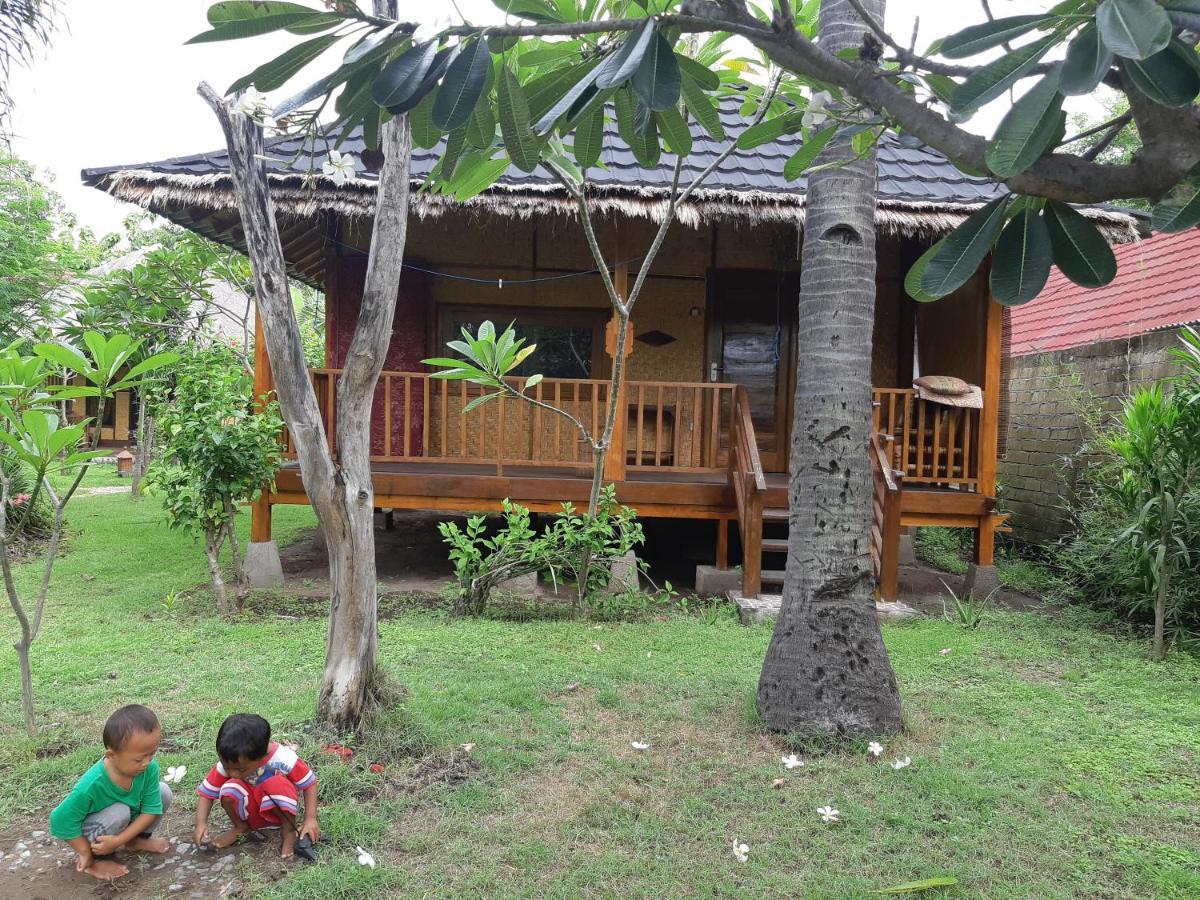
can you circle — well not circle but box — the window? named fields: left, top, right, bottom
left=438, top=306, right=605, bottom=380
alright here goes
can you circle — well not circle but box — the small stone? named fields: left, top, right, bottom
left=177, top=842, right=192, bottom=853
left=14, top=842, right=26, bottom=851
left=168, top=884, right=183, bottom=893
left=20, top=851, right=31, bottom=859
left=30, top=831, right=45, bottom=839
left=772, top=778, right=785, bottom=789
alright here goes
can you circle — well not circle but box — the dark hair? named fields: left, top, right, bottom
left=102, top=705, right=160, bottom=750
left=216, top=713, right=271, bottom=763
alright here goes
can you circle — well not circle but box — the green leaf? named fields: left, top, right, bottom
left=524, top=373, right=543, bottom=391
left=904, top=241, right=944, bottom=302
left=433, top=38, right=492, bottom=132
left=783, top=125, right=836, bottom=180
left=631, top=31, right=681, bottom=111
left=595, top=18, right=655, bottom=89
left=614, top=88, right=660, bottom=167
left=991, top=206, right=1054, bottom=305
left=573, top=105, right=605, bottom=170
left=190, top=3, right=327, bottom=43
left=940, top=15, right=1052, bottom=59
left=871, top=877, right=960, bottom=894
left=1096, top=0, right=1172, bottom=60
left=737, top=110, right=805, bottom=150
left=675, top=54, right=720, bottom=91
left=498, top=65, right=543, bottom=173
left=680, top=74, right=723, bottom=140
left=440, top=127, right=467, bottom=181
left=923, top=73, right=959, bottom=105
left=491, top=0, right=561, bottom=23
left=466, top=75, right=498, bottom=148
left=532, top=59, right=603, bottom=135
left=921, top=195, right=1012, bottom=297
left=448, top=153, right=511, bottom=200
left=953, top=33, right=1059, bottom=112
left=1165, top=1, right=1200, bottom=30
left=33, top=342, right=90, bottom=375
left=372, top=41, right=439, bottom=110
left=986, top=70, right=1064, bottom=178
left=655, top=107, right=692, bottom=156
left=463, top=392, right=499, bottom=414
left=1122, top=42, right=1200, bottom=107
left=1044, top=200, right=1117, bottom=288
left=228, top=33, right=340, bottom=94
left=1061, top=24, right=1114, bottom=95
left=1151, top=179, right=1200, bottom=231
left=411, top=92, right=441, bottom=149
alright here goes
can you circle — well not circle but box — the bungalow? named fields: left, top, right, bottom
left=81, top=99, right=1136, bottom=600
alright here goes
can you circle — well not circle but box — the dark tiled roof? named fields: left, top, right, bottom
left=83, top=97, right=1003, bottom=207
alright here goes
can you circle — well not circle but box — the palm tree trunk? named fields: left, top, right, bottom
left=757, top=0, right=903, bottom=736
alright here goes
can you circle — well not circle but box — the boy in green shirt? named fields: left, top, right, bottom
left=49, top=704, right=173, bottom=882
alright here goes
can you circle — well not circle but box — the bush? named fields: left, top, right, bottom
left=439, top=485, right=643, bottom=616
left=0, top=452, right=52, bottom=544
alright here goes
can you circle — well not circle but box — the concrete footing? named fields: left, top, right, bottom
left=495, top=570, right=538, bottom=598
left=898, top=532, right=917, bottom=566
left=731, top=593, right=923, bottom=626
left=695, top=565, right=741, bottom=598
left=244, top=541, right=284, bottom=589
left=606, top=551, right=640, bottom=594
left=962, top=563, right=1000, bottom=599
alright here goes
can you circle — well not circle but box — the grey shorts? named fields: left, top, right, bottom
left=81, top=782, right=173, bottom=843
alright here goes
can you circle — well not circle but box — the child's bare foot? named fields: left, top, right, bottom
left=126, top=835, right=170, bottom=854
left=84, top=859, right=130, bottom=881
left=280, top=828, right=297, bottom=859
left=209, top=828, right=247, bottom=849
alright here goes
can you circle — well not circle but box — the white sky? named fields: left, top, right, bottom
left=8, top=0, right=1081, bottom=235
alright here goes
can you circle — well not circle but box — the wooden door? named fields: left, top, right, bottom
left=708, top=270, right=797, bottom=472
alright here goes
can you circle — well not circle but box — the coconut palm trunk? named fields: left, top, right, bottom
left=757, top=0, right=903, bottom=736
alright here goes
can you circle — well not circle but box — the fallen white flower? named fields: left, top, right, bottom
left=781, top=753, right=804, bottom=770
left=732, top=840, right=749, bottom=863
left=460, top=743, right=475, bottom=754
left=890, top=756, right=912, bottom=770
left=592, top=643, right=602, bottom=652
left=631, top=741, right=650, bottom=751
left=939, top=648, right=953, bottom=655
left=817, top=805, right=840, bottom=824
left=867, top=742, right=883, bottom=758
left=355, top=845, right=376, bottom=869
left=163, top=765, right=187, bottom=785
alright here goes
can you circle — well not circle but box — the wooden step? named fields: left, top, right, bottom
left=762, top=569, right=785, bottom=585
left=762, top=538, right=788, bottom=553
left=762, top=507, right=789, bottom=522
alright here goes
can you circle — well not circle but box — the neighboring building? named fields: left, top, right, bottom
left=1003, top=229, right=1200, bottom=543
left=82, top=99, right=1136, bottom=598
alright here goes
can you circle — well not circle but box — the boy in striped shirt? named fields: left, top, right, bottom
left=192, top=713, right=319, bottom=859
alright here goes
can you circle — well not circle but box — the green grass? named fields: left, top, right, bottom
left=1, top=472, right=1198, bottom=898
left=915, top=527, right=1068, bottom=597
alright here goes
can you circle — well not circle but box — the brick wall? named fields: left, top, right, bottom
left=1001, top=328, right=1185, bottom=544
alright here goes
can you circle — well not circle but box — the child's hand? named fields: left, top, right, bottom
left=298, top=819, right=320, bottom=843
left=193, top=823, right=210, bottom=846
left=90, top=834, right=124, bottom=856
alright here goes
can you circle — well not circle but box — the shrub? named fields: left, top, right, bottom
left=439, top=485, right=643, bottom=616
left=0, top=452, right=52, bottom=544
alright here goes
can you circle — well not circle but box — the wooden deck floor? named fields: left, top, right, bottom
left=273, top=461, right=791, bottom=519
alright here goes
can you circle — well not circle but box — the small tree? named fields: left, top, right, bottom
left=1103, top=330, right=1200, bottom=660
left=147, top=344, right=283, bottom=613
left=0, top=333, right=175, bottom=735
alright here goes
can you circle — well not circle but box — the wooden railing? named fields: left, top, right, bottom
left=285, top=368, right=737, bottom=476
left=728, top=385, right=766, bottom=599
left=869, top=431, right=903, bottom=601
left=872, top=388, right=981, bottom=489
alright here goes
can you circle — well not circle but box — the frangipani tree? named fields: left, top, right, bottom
left=0, top=333, right=176, bottom=736
left=191, top=0, right=1200, bottom=736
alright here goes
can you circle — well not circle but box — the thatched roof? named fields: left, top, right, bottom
left=83, top=97, right=1139, bottom=286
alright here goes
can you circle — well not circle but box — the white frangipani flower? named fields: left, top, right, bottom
left=817, top=805, right=840, bottom=824
left=322, top=149, right=357, bottom=186
left=460, top=742, right=475, bottom=754
left=867, top=741, right=884, bottom=758
left=236, top=87, right=275, bottom=128
left=631, top=741, right=650, bottom=751
left=163, top=765, right=187, bottom=785
left=801, top=90, right=833, bottom=129
left=355, top=845, right=376, bottom=868
left=732, top=840, right=749, bottom=863
left=939, top=648, right=953, bottom=655
left=781, top=753, right=804, bottom=770
left=890, top=756, right=912, bottom=770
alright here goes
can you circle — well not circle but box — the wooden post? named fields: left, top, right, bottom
left=251, top=304, right=275, bottom=543
left=716, top=518, right=729, bottom=570
left=975, top=273, right=1004, bottom=565
left=603, top=231, right=631, bottom=483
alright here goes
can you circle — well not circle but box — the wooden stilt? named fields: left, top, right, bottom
left=716, top=518, right=729, bottom=570
left=251, top=305, right=276, bottom=544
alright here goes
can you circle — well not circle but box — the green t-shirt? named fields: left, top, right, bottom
left=49, top=758, right=163, bottom=840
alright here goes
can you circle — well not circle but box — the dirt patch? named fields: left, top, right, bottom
left=0, top=825, right=299, bottom=900
left=380, top=749, right=481, bottom=799
left=895, top=565, right=1048, bottom=617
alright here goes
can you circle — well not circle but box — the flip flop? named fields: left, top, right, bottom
left=293, top=833, right=317, bottom=863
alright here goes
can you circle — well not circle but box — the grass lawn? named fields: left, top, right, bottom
left=1, top=472, right=1197, bottom=898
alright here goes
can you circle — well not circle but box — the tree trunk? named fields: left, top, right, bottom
left=223, top=494, right=248, bottom=608
left=133, top=407, right=156, bottom=498
left=199, top=0, right=411, bottom=733
left=757, top=0, right=903, bottom=737
left=1152, top=566, right=1169, bottom=661
left=204, top=525, right=229, bottom=614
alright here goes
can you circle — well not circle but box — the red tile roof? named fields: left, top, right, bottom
left=1010, top=229, right=1200, bottom=356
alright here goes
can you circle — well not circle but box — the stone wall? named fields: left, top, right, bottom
left=1001, top=328, right=1185, bottom=544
